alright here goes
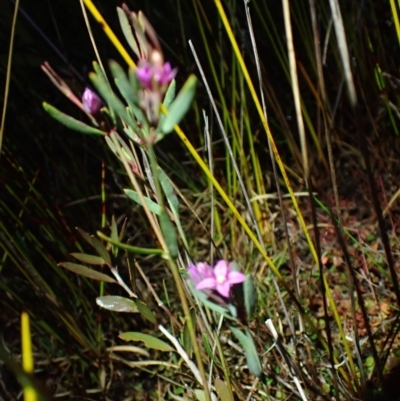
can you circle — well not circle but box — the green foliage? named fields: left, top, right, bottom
left=70, top=253, right=106, bottom=265
left=243, top=274, right=256, bottom=319
left=42, top=102, right=104, bottom=135
left=160, top=75, right=197, bottom=134
left=119, top=332, right=173, bottom=352
left=158, top=79, right=176, bottom=130
left=124, top=189, right=163, bottom=215
left=96, top=295, right=139, bottom=313
left=4, top=0, right=400, bottom=399
left=159, top=210, right=178, bottom=259
left=136, top=300, right=156, bottom=323
left=230, top=327, right=262, bottom=378
left=59, top=262, right=116, bottom=283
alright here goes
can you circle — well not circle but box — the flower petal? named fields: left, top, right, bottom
left=196, top=277, right=216, bottom=291
left=216, top=281, right=231, bottom=298
left=82, top=88, right=102, bottom=114
left=197, top=262, right=213, bottom=277
left=136, top=63, right=153, bottom=88
left=188, top=264, right=201, bottom=283
left=227, top=271, right=246, bottom=285
left=213, top=260, right=229, bottom=278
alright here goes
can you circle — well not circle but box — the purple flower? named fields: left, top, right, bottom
left=136, top=62, right=153, bottom=89
left=189, top=260, right=246, bottom=298
left=154, top=62, right=177, bottom=85
left=188, top=262, right=214, bottom=286
left=136, top=61, right=177, bottom=90
left=82, top=87, right=102, bottom=114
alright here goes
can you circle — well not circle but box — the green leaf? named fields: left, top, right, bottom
left=111, top=215, right=118, bottom=242
left=244, top=275, right=256, bottom=319
left=159, top=210, right=178, bottom=259
left=59, top=262, right=116, bottom=283
left=157, top=167, right=189, bottom=248
left=158, top=167, right=179, bottom=217
left=182, top=314, right=193, bottom=357
left=91, top=237, right=111, bottom=264
left=105, top=135, right=118, bottom=156
left=230, top=327, right=262, bottom=377
left=118, top=218, right=127, bottom=241
left=117, top=7, right=139, bottom=56
left=97, top=231, right=165, bottom=256
left=76, top=227, right=94, bottom=247
left=91, top=61, right=117, bottom=125
left=109, top=60, right=139, bottom=118
left=119, top=332, right=173, bottom=352
left=124, top=189, right=162, bottom=215
left=97, top=61, right=146, bottom=131
left=163, top=80, right=176, bottom=109
left=158, top=79, right=176, bottom=132
left=202, top=332, right=213, bottom=359
left=96, top=296, right=138, bottom=313
left=110, top=215, right=119, bottom=257
left=43, top=102, right=104, bottom=136
left=136, top=300, right=156, bottom=323
left=160, top=75, right=197, bottom=134
left=127, top=67, right=138, bottom=94
left=70, top=253, right=106, bottom=265
left=90, top=72, right=139, bottom=131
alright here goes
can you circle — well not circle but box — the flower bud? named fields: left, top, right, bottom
left=82, top=87, right=102, bottom=114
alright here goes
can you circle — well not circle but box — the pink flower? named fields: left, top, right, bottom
left=188, top=262, right=214, bottom=286
left=154, top=62, right=177, bottom=85
left=82, top=87, right=102, bottom=114
left=136, top=62, right=153, bottom=89
left=136, top=61, right=177, bottom=90
left=189, top=260, right=246, bottom=298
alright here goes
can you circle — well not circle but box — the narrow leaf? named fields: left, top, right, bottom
left=43, top=102, right=104, bottom=136
left=59, top=262, right=116, bottom=283
left=70, top=253, right=106, bottom=265
left=127, top=69, right=149, bottom=128
left=244, top=275, right=256, bottom=319
left=202, top=333, right=214, bottom=362
left=76, top=227, right=94, bottom=247
left=136, top=300, right=156, bottom=323
left=119, top=218, right=127, bottom=241
left=124, top=189, right=162, bottom=215
left=91, top=237, right=111, bottom=264
left=157, top=79, right=176, bottom=131
left=182, top=318, right=192, bottom=357
left=109, top=60, right=139, bottom=110
left=110, top=215, right=119, bottom=256
left=97, top=231, right=165, bottom=256
left=163, top=79, right=176, bottom=109
left=117, top=7, right=139, bottom=56
left=158, top=167, right=179, bottom=216
left=119, top=332, right=173, bottom=352
left=105, top=135, right=118, bottom=156
left=96, top=295, right=138, bottom=313
left=90, top=72, right=139, bottom=131
left=92, top=61, right=117, bottom=126
left=161, top=75, right=197, bottom=134
left=159, top=210, right=178, bottom=259
left=230, top=327, right=262, bottom=377
left=109, top=63, right=145, bottom=136
left=111, top=216, right=118, bottom=243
